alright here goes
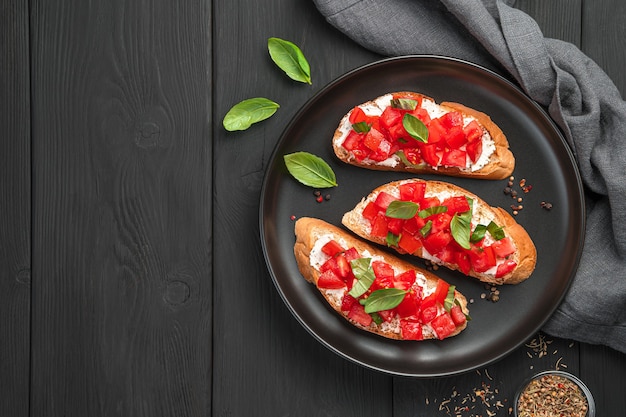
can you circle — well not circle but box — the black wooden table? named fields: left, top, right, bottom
left=2, top=0, right=625, bottom=416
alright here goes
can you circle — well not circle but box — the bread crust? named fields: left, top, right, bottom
left=294, top=217, right=469, bottom=340
left=332, top=92, right=515, bottom=180
left=341, top=179, right=537, bottom=285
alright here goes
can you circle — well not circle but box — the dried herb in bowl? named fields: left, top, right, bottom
left=514, top=370, right=595, bottom=417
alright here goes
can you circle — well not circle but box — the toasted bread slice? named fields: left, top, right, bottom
left=342, top=179, right=536, bottom=285
left=294, top=217, right=469, bottom=340
left=333, top=92, right=515, bottom=179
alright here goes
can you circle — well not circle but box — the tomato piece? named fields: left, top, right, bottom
left=427, top=118, right=446, bottom=145
left=372, top=261, right=395, bottom=290
left=394, top=270, right=417, bottom=291
left=379, top=106, right=403, bottom=129
left=370, top=213, right=389, bottom=238
left=377, top=308, right=396, bottom=322
left=385, top=217, right=403, bottom=236
left=399, top=181, right=426, bottom=202
left=431, top=312, right=457, bottom=339
left=430, top=212, right=453, bottom=233
left=418, top=143, right=441, bottom=166
left=496, top=259, right=517, bottom=278
left=490, top=237, right=516, bottom=258
left=400, top=319, right=423, bottom=340
left=334, top=254, right=352, bottom=279
left=466, top=139, right=483, bottom=163
left=439, top=111, right=463, bottom=130
left=442, top=196, right=471, bottom=216
left=349, top=106, right=368, bottom=124
left=374, top=191, right=397, bottom=210
left=420, top=304, right=438, bottom=323
left=450, top=305, right=467, bottom=326
left=433, top=279, right=451, bottom=304
left=436, top=243, right=456, bottom=263
left=347, top=303, right=373, bottom=327
left=387, top=122, right=410, bottom=143
left=411, top=107, right=431, bottom=124
left=362, top=201, right=382, bottom=222
left=423, top=230, right=452, bottom=256
left=321, top=240, right=345, bottom=257
left=441, top=149, right=467, bottom=167
left=341, top=294, right=358, bottom=312
left=396, top=290, right=420, bottom=317
left=455, top=251, right=472, bottom=275
left=363, top=127, right=385, bottom=152
left=317, top=270, right=346, bottom=289
left=469, top=245, right=497, bottom=273
left=402, top=216, right=426, bottom=236
left=445, top=126, right=467, bottom=149
left=398, top=232, right=423, bottom=254
left=419, top=196, right=442, bottom=210
left=463, top=120, right=482, bottom=142
left=343, top=247, right=360, bottom=262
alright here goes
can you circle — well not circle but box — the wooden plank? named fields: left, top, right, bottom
left=582, top=0, right=626, bottom=95
left=0, top=1, right=31, bottom=417
left=211, top=0, right=392, bottom=415
left=29, top=1, right=212, bottom=416
left=516, top=0, right=582, bottom=47
left=580, top=344, right=626, bottom=415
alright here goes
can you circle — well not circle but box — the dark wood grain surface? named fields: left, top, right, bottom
left=2, top=0, right=625, bottom=416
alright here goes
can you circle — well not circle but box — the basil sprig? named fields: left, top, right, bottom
left=402, top=113, right=429, bottom=143
left=450, top=198, right=474, bottom=250
left=471, top=221, right=505, bottom=242
left=386, top=232, right=400, bottom=247
left=362, top=288, right=407, bottom=313
left=268, top=37, right=312, bottom=84
left=352, top=121, right=371, bottom=133
left=443, top=285, right=457, bottom=312
left=390, top=98, right=418, bottom=110
left=223, top=98, right=280, bottom=131
left=283, top=152, right=337, bottom=188
left=386, top=200, right=419, bottom=219
left=348, top=258, right=375, bottom=298
left=418, top=205, right=448, bottom=219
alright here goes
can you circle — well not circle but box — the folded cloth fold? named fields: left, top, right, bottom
left=313, top=0, right=626, bottom=353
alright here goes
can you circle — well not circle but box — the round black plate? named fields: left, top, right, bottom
left=259, top=56, right=584, bottom=377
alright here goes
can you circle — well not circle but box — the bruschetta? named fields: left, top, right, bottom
left=294, top=217, right=470, bottom=341
left=341, top=179, right=537, bottom=285
left=333, top=91, right=515, bottom=179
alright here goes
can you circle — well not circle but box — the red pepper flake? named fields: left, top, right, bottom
left=290, top=215, right=296, bottom=221
left=316, top=195, right=324, bottom=203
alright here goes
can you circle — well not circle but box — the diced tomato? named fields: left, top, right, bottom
left=436, top=243, right=456, bottom=264
left=423, top=230, right=452, bottom=256
left=374, top=191, right=397, bottom=210
left=321, top=240, right=345, bottom=257
left=420, top=304, right=438, bottom=324
left=396, top=290, right=420, bottom=318
left=347, top=303, right=372, bottom=327
left=386, top=217, right=404, bottom=236
left=387, top=122, right=409, bottom=143
left=368, top=139, right=393, bottom=162
left=427, top=118, right=446, bottom=145
left=455, top=251, right=472, bottom=275
left=398, top=232, right=423, bottom=254
left=463, top=120, right=482, bottom=142
left=363, top=127, right=385, bottom=152
left=362, top=201, right=382, bottom=222
left=400, top=319, right=423, bottom=340
left=430, top=213, right=453, bottom=233
left=341, top=294, right=358, bottom=312
left=469, top=245, right=497, bottom=273
left=401, top=148, right=422, bottom=165
left=349, top=106, right=368, bottom=124
left=372, top=261, right=395, bottom=288
left=441, top=149, right=467, bottom=167
left=342, top=131, right=365, bottom=151
left=450, top=305, right=467, bottom=326
left=445, top=126, right=466, bottom=149
left=334, top=254, right=352, bottom=279
left=402, top=216, right=426, bottom=236
left=317, top=270, right=346, bottom=289
left=411, top=107, right=431, bottom=124
left=496, top=259, right=517, bottom=278
left=419, top=196, right=442, bottom=210
left=439, top=111, right=463, bottom=130
left=432, top=279, right=451, bottom=304
left=466, top=139, right=483, bottom=163
left=320, top=256, right=337, bottom=273
left=490, top=237, right=516, bottom=258
left=431, top=312, right=457, bottom=339
left=399, top=181, right=426, bottom=202
left=379, top=107, right=403, bottom=131
left=343, top=247, right=360, bottom=262
left=370, top=213, right=389, bottom=238
left=418, top=142, right=441, bottom=166
left=394, top=270, right=417, bottom=291
left=377, top=308, right=396, bottom=322
left=442, top=196, right=471, bottom=216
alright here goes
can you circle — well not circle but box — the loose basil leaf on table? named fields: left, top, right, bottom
left=222, top=97, right=279, bottom=131
left=283, top=151, right=337, bottom=188
left=267, top=37, right=312, bottom=84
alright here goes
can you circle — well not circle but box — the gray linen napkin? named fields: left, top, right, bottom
left=313, top=0, right=626, bottom=353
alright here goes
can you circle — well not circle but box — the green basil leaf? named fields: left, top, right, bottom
left=386, top=232, right=400, bottom=247
left=267, top=37, right=312, bottom=84
left=370, top=312, right=384, bottom=325
left=450, top=198, right=473, bottom=249
left=420, top=220, right=433, bottom=237
left=223, top=97, right=280, bottom=131
left=470, top=224, right=488, bottom=243
left=386, top=200, right=419, bottom=219
left=402, top=113, right=429, bottom=143
left=352, top=121, right=371, bottom=133
left=363, top=288, right=407, bottom=313
left=283, top=152, right=337, bottom=188
left=418, top=205, right=448, bottom=219
left=348, top=258, right=375, bottom=298
left=444, top=285, right=456, bottom=312
left=390, top=98, right=418, bottom=110
left=487, top=221, right=505, bottom=240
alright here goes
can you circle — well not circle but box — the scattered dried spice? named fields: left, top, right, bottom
left=503, top=176, right=535, bottom=215
left=517, top=374, right=589, bottom=417
left=434, top=378, right=508, bottom=417
left=481, top=284, right=501, bottom=303
left=540, top=201, right=553, bottom=211
left=313, top=190, right=332, bottom=203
